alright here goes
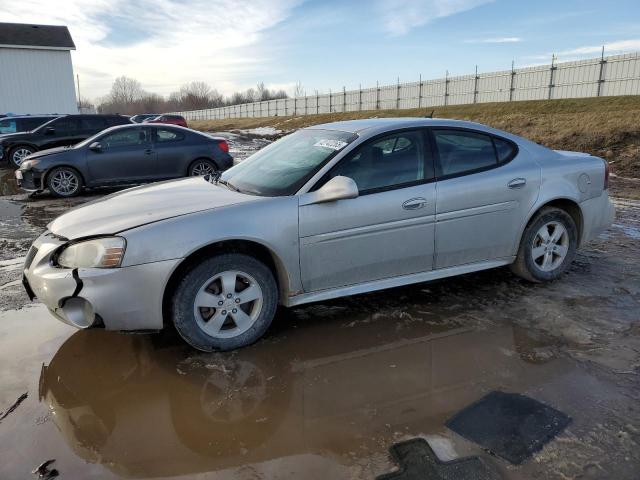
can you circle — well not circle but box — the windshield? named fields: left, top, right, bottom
left=0, top=118, right=17, bottom=134
left=220, top=129, right=357, bottom=196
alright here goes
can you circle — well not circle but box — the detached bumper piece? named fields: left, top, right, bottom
left=376, top=438, right=500, bottom=480
left=445, top=391, right=571, bottom=465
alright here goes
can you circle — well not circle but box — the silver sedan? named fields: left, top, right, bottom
left=23, top=118, right=615, bottom=351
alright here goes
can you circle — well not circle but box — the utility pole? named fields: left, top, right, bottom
left=597, top=45, right=606, bottom=97
left=76, top=74, right=81, bottom=110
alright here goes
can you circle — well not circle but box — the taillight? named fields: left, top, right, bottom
left=603, top=159, right=610, bottom=190
left=217, top=140, right=229, bottom=153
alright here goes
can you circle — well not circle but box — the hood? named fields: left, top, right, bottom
left=48, top=177, right=260, bottom=239
left=24, top=146, right=72, bottom=161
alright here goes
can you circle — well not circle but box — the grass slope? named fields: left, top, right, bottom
left=192, top=96, right=640, bottom=177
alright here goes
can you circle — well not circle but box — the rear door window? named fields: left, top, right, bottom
left=432, top=129, right=497, bottom=177
left=51, top=117, right=79, bottom=133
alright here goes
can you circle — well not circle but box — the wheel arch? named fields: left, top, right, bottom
left=44, top=164, right=86, bottom=189
left=7, top=143, right=39, bottom=166
left=519, top=197, right=584, bottom=248
left=162, top=239, right=290, bottom=327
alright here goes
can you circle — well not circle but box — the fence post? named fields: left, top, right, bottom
left=294, top=96, right=297, bottom=116
left=597, top=46, right=606, bottom=97
left=329, top=89, right=332, bottom=113
left=509, top=60, right=516, bottom=101
left=358, top=84, right=362, bottom=111
left=548, top=54, right=556, bottom=100
left=444, top=70, right=449, bottom=106
left=396, top=77, right=400, bottom=109
left=473, top=65, right=479, bottom=104
left=343, top=86, right=346, bottom=112
left=316, top=91, right=319, bottom=115
left=305, top=95, right=308, bottom=115
left=376, top=81, right=380, bottom=110
left=418, top=74, right=423, bottom=109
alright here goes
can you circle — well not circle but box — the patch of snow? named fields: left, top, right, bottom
left=239, top=127, right=282, bottom=136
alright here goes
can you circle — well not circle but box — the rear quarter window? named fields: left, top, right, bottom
left=156, top=129, right=185, bottom=142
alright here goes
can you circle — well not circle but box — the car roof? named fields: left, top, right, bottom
left=307, top=117, right=497, bottom=134
left=305, top=117, right=549, bottom=152
left=1, top=114, right=59, bottom=119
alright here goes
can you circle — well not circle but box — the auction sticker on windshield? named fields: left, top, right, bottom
left=314, top=139, right=348, bottom=150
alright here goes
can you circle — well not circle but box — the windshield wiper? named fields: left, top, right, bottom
left=217, top=178, right=242, bottom=193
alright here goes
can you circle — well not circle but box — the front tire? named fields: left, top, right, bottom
left=9, top=145, right=36, bottom=168
left=47, top=167, right=83, bottom=198
left=511, top=207, right=577, bottom=282
left=171, top=254, right=278, bottom=352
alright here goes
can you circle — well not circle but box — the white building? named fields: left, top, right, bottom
left=0, top=22, right=77, bottom=115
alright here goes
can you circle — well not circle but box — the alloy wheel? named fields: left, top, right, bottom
left=531, top=221, right=569, bottom=272
left=50, top=170, right=80, bottom=196
left=12, top=148, right=33, bottom=166
left=191, top=162, right=217, bottom=176
left=193, top=270, right=264, bottom=338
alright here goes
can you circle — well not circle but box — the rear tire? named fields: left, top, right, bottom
left=171, top=253, right=278, bottom=352
left=188, top=159, right=218, bottom=177
left=511, top=207, right=577, bottom=282
left=9, top=145, right=36, bottom=168
left=47, top=167, right=83, bottom=198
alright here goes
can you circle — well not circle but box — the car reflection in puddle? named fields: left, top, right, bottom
left=38, top=304, right=572, bottom=479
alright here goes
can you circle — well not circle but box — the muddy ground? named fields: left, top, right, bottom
left=0, top=133, right=639, bottom=480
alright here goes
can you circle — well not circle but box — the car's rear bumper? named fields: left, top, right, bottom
left=23, top=231, right=180, bottom=331
left=580, top=192, right=616, bottom=245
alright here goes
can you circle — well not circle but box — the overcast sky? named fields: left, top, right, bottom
left=1, top=0, right=639, bottom=101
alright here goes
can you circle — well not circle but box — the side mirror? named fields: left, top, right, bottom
left=301, top=176, right=359, bottom=205
left=44, top=127, right=55, bottom=135
left=89, top=142, right=102, bottom=152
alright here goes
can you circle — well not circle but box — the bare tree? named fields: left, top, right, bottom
left=95, top=77, right=289, bottom=115
left=109, top=76, right=144, bottom=105
left=294, top=81, right=305, bottom=98
left=77, top=97, right=95, bottom=113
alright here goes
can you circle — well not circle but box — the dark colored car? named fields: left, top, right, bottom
left=1, top=114, right=131, bottom=168
left=15, top=124, right=232, bottom=197
left=145, top=114, right=188, bottom=128
left=0, top=115, right=59, bottom=135
left=130, top=113, right=159, bottom=123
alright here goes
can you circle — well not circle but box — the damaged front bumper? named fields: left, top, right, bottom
left=15, top=168, right=43, bottom=191
left=23, top=231, right=180, bottom=331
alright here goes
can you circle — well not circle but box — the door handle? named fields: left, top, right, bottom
left=508, top=178, right=526, bottom=189
left=402, top=197, right=427, bottom=210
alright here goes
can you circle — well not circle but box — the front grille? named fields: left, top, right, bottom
left=24, top=246, right=38, bottom=269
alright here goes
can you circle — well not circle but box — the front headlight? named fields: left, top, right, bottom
left=20, top=159, right=40, bottom=170
left=56, top=237, right=126, bottom=269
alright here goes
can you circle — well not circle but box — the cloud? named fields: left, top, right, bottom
left=0, top=0, right=302, bottom=99
left=522, top=39, right=640, bottom=64
left=558, top=39, right=640, bottom=56
left=464, top=36, right=522, bottom=44
left=376, top=0, right=493, bottom=36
